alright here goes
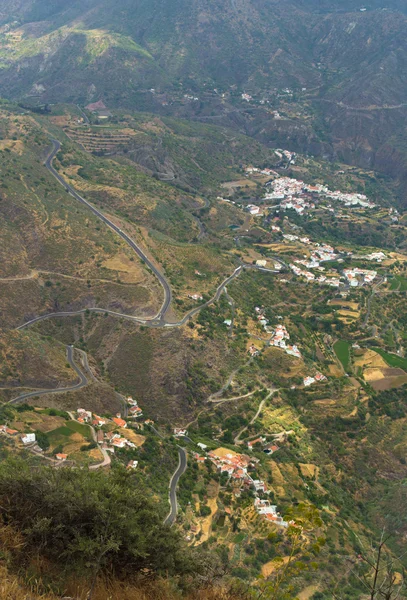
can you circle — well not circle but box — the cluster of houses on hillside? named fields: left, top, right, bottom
left=280, top=236, right=379, bottom=288
left=75, top=397, right=147, bottom=457
left=245, top=166, right=276, bottom=178
left=270, top=324, right=302, bottom=359
left=194, top=447, right=290, bottom=527
left=343, top=268, right=377, bottom=287
left=303, top=372, right=327, bottom=387
left=264, top=176, right=376, bottom=215
left=363, top=252, right=386, bottom=262
left=251, top=309, right=302, bottom=359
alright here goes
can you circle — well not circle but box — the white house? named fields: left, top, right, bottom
left=21, top=433, right=36, bottom=445
left=174, top=428, right=188, bottom=438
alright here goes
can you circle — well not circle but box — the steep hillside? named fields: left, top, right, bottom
left=1, top=1, right=407, bottom=191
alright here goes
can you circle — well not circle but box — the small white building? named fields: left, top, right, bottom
left=174, top=428, right=188, bottom=438
left=197, top=442, right=208, bottom=450
left=21, top=433, right=36, bottom=445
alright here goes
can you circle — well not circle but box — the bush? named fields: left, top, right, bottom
left=0, top=459, right=198, bottom=583
left=34, top=431, right=50, bottom=450
left=200, top=505, right=212, bottom=517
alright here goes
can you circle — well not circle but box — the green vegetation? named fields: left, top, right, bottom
left=372, top=347, right=407, bottom=370
left=0, top=458, right=227, bottom=596
left=333, top=340, right=351, bottom=371
left=390, top=275, right=407, bottom=291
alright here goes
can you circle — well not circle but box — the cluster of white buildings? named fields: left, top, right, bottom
left=288, top=241, right=344, bottom=286
left=253, top=309, right=301, bottom=358
left=254, top=498, right=290, bottom=527
left=363, top=252, right=386, bottom=262
left=304, top=372, right=327, bottom=387
left=194, top=448, right=289, bottom=527
left=245, top=166, right=274, bottom=177
left=266, top=177, right=376, bottom=215
left=269, top=324, right=302, bottom=359
left=343, top=268, right=377, bottom=287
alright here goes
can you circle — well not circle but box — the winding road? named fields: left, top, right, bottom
left=164, top=447, right=188, bottom=526
left=14, top=139, right=282, bottom=334
left=8, top=345, right=88, bottom=405
left=45, top=139, right=172, bottom=322
left=11, top=138, right=281, bottom=525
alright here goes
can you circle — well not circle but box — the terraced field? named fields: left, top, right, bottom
left=65, top=127, right=135, bottom=153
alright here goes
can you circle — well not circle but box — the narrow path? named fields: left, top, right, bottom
left=67, top=410, right=111, bottom=470
left=234, top=388, right=275, bottom=444
left=8, top=345, right=89, bottom=405
left=363, top=277, right=384, bottom=328
left=223, top=287, right=235, bottom=337
left=164, top=446, right=188, bottom=526
left=320, top=99, right=407, bottom=112
left=207, top=358, right=253, bottom=402
left=209, top=389, right=257, bottom=405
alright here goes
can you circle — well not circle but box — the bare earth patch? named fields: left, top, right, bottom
left=299, top=463, right=319, bottom=479
left=102, top=253, right=146, bottom=284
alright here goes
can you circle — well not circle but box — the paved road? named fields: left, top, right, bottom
left=234, top=388, right=275, bottom=444
left=44, top=139, right=172, bottom=321
left=164, top=447, right=188, bottom=526
left=16, top=143, right=279, bottom=331
left=17, top=261, right=279, bottom=331
left=9, top=345, right=88, bottom=405
left=67, top=410, right=111, bottom=470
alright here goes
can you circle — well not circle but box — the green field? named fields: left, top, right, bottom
left=46, top=421, right=91, bottom=445
left=65, top=420, right=91, bottom=438
left=372, top=348, right=407, bottom=371
left=389, top=275, right=407, bottom=291
left=334, top=340, right=351, bottom=371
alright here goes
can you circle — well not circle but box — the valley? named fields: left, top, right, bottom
left=0, top=100, right=407, bottom=598
left=0, top=2, right=407, bottom=595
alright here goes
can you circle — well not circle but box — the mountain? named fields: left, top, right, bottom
left=2, top=4, right=407, bottom=598
left=1, top=0, right=407, bottom=189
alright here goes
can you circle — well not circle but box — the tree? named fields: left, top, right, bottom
left=255, top=504, right=324, bottom=600
left=0, top=459, right=198, bottom=598
left=200, top=505, right=212, bottom=517
left=332, top=529, right=406, bottom=600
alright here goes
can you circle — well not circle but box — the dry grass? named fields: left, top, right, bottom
left=102, top=254, right=146, bottom=284
left=354, top=349, right=387, bottom=369
left=0, top=568, right=249, bottom=600
left=121, top=429, right=146, bottom=446
left=211, top=448, right=239, bottom=459
left=299, top=463, right=319, bottom=479
left=261, top=556, right=289, bottom=578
